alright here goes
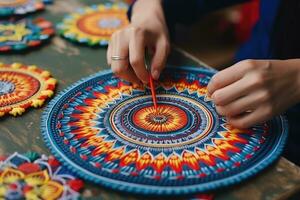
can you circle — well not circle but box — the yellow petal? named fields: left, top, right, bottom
left=46, top=78, right=57, bottom=85
left=41, top=90, right=54, bottom=97
left=11, top=63, right=22, bottom=69
left=31, top=99, right=45, bottom=108
left=28, top=65, right=37, bottom=71
left=40, top=181, right=64, bottom=200
left=25, top=170, right=49, bottom=186
left=41, top=71, right=51, bottom=78
left=0, top=168, right=24, bottom=184
left=9, top=107, right=25, bottom=116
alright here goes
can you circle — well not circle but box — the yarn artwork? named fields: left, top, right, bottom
left=57, top=3, right=129, bottom=46
left=0, top=18, right=54, bottom=52
left=0, top=63, right=56, bottom=117
left=0, top=152, right=84, bottom=199
left=42, top=66, right=288, bottom=195
left=0, top=0, right=44, bottom=16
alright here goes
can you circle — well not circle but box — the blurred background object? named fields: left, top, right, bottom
left=175, top=0, right=260, bottom=70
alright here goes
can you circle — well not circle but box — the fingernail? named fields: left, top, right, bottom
left=152, top=70, right=160, bottom=80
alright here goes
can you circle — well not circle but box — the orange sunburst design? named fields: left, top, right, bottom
left=65, top=78, right=252, bottom=174
left=0, top=63, right=56, bottom=117
left=58, top=3, right=129, bottom=46
left=133, top=104, right=188, bottom=132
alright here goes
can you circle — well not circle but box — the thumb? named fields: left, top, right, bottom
left=151, top=39, right=170, bottom=80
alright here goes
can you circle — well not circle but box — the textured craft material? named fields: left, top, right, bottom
left=42, top=66, right=288, bottom=195
left=0, top=0, right=44, bottom=16
left=0, top=18, right=54, bottom=52
left=57, top=3, right=129, bottom=46
left=0, top=152, right=84, bottom=199
left=0, top=63, right=56, bottom=117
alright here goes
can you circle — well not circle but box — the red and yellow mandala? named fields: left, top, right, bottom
left=0, top=63, right=56, bottom=117
left=58, top=3, right=129, bottom=46
left=133, top=105, right=188, bottom=132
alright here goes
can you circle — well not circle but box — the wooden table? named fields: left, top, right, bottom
left=1, top=0, right=300, bottom=199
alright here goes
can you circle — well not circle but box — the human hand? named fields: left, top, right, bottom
left=107, top=0, right=170, bottom=84
left=207, top=59, right=300, bottom=128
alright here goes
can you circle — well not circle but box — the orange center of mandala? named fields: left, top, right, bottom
left=77, top=12, right=129, bottom=37
left=132, top=105, right=188, bottom=133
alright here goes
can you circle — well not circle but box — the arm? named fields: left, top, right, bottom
left=207, top=59, right=300, bottom=128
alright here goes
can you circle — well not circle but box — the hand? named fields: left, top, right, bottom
left=107, top=0, right=170, bottom=84
left=207, top=59, right=300, bottom=128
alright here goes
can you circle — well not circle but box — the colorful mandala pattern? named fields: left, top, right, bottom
left=57, top=3, right=129, bottom=46
left=42, top=66, right=288, bottom=195
left=0, top=152, right=83, bottom=199
left=0, top=18, right=54, bottom=52
left=0, top=63, right=56, bottom=117
left=0, top=0, right=44, bottom=16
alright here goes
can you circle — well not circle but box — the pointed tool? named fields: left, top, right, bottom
left=145, top=49, right=158, bottom=111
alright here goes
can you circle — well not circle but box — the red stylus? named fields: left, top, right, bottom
left=149, top=74, right=158, bottom=110
left=145, top=49, right=158, bottom=111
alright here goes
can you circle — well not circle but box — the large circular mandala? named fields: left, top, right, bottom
left=0, top=152, right=83, bottom=199
left=0, top=0, right=44, bottom=16
left=0, top=63, right=56, bottom=117
left=42, top=66, right=288, bottom=195
left=57, top=3, right=129, bottom=46
left=0, top=18, right=54, bottom=52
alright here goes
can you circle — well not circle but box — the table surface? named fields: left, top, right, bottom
left=1, top=1, right=300, bottom=199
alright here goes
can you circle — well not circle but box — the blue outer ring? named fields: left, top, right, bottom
left=41, top=66, right=289, bottom=196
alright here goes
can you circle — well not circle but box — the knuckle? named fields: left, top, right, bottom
left=243, top=59, right=257, bottom=70
left=259, top=90, right=272, bottom=102
left=263, top=105, right=273, bottom=118
left=250, top=73, right=265, bottom=88
left=210, top=75, right=221, bottom=89
left=234, top=120, right=249, bottom=129
left=216, top=106, right=225, bottom=116
left=132, top=26, right=146, bottom=36
left=112, top=66, right=126, bottom=75
left=213, top=91, right=224, bottom=105
left=130, top=56, right=142, bottom=67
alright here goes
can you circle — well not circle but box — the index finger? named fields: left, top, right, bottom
left=207, top=60, right=249, bottom=95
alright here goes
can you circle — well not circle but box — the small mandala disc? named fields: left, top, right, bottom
left=0, top=152, right=83, bottom=199
left=0, top=18, right=54, bottom=52
left=0, top=0, right=44, bottom=16
left=57, top=3, right=129, bottom=46
left=0, top=63, right=56, bottom=117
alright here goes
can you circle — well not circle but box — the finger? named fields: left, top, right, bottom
left=107, top=41, right=112, bottom=66
left=227, top=105, right=272, bottom=129
left=207, top=60, right=251, bottom=95
left=211, top=73, right=258, bottom=106
left=215, top=91, right=262, bottom=117
left=151, top=38, right=170, bottom=80
left=129, top=29, right=149, bottom=83
left=110, top=32, right=140, bottom=83
left=116, top=66, right=141, bottom=84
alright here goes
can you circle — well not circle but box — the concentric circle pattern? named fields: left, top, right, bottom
left=57, top=3, right=129, bottom=46
left=42, top=66, right=288, bottom=195
left=0, top=18, right=54, bottom=52
left=0, top=0, right=44, bottom=16
left=0, top=63, right=56, bottom=117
